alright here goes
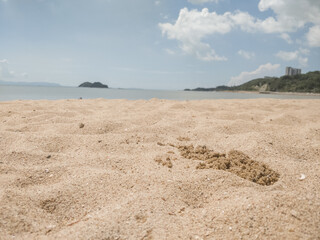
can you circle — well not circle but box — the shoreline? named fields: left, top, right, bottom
left=248, top=90, right=320, bottom=96
left=191, top=89, right=320, bottom=96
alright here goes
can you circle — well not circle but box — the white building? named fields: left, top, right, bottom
left=286, top=67, right=301, bottom=76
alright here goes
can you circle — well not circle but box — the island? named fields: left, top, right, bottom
left=78, top=82, right=109, bottom=88
left=185, top=71, right=320, bottom=93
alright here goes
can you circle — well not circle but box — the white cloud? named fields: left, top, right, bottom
left=0, top=59, right=15, bottom=79
left=160, top=13, right=169, bottom=20
left=159, top=8, right=236, bottom=61
left=159, top=0, right=320, bottom=61
left=0, top=59, right=28, bottom=80
left=306, top=25, right=320, bottom=47
left=258, top=0, right=320, bottom=47
left=0, top=59, right=8, bottom=64
left=275, top=48, right=309, bottom=66
left=228, top=63, right=280, bottom=86
left=21, top=72, right=28, bottom=78
left=238, top=50, right=255, bottom=59
left=298, top=57, right=308, bottom=66
left=188, top=0, right=219, bottom=4
left=165, top=48, right=175, bottom=55
left=258, top=0, right=320, bottom=32
left=243, top=0, right=320, bottom=34
left=276, top=51, right=299, bottom=61
left=159, top=8, right=229, bottom=61
left=280, top=33, right=293, bottom=44
left=299, top=48, right=310, bottom=55
left=180, top=41, right=227, bottom=61
left=155, top=1, right=160, bottom=6
left=158, top=8, right=261, bottom=61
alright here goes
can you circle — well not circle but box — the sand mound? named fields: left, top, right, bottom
left=176, top=145, right=279, bottom=186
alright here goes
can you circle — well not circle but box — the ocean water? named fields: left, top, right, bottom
left=0, top=85, right=320, bottom=101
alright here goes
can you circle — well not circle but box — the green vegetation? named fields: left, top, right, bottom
left=79, top=82, right=109, bottom=88
left=186, top=71, right=320, bottom=93
left=236, top=71, right=320, bottom=93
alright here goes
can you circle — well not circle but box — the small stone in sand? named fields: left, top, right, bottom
left=299, top=174, right=306, bottom=181
left=79, top=123, right=85, bottom=128
left=290, top=210, right=300, bottom=219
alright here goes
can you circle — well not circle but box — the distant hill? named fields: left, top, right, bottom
left=0, top=80, right=61, bottom=87
left=186, top=71, right=320, bottom=93
left=78, top=82, right=109, bottom=88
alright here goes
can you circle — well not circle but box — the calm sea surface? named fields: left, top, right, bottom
left=1, top=85, right=320, bottom=101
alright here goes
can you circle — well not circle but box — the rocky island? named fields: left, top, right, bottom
left=78, top=82, right=109, bottom=88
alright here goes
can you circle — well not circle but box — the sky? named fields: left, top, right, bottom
left=0, top=0, right=319, bottom=90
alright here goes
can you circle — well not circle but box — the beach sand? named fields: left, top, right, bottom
left=0, top=98, right=319, bottom=239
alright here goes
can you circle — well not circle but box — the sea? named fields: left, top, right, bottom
left=1, top=85, right=320, bottom=101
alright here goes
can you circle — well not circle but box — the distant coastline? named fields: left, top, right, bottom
left=213, top=90, right=320, bottom=96
left=185, top=71, right=320, bottom=94
left=0, top=80, right=61, bottom=87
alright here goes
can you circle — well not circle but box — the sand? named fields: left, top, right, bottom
left=0, top=98, right=319, bottom=239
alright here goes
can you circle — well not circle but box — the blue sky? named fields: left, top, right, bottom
left=0, top=0, right=319, bottom=89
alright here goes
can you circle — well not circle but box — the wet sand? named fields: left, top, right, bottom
left=0, top=99, right=319, bottom=239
